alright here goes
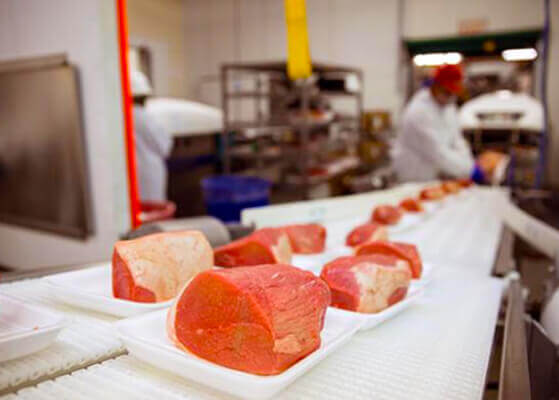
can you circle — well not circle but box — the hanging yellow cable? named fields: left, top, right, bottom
left=284, top=0, right=312, bottom=80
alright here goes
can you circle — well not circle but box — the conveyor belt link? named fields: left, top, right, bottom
left=2, top=269, right=504, bottom=400
left=0, top=187, right=507, bottom=399
left=0, top=280, right=124, bottom=394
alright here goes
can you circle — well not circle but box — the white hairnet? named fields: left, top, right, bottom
left=130, top=69, right=152, bottom=97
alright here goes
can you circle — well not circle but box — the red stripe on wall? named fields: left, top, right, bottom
left=116, top=0, right=141, bottom=228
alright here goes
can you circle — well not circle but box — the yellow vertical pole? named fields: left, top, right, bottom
left=284, top=0, right=312, bottom=80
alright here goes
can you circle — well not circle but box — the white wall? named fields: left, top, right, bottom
left=546, top=0, right=559, bottom=187
left=183, top=0, right=402, bottom=116
left=127, top=0, right=188, bottom=98
left=403, top=0, right=543, bottom=38
left=0, top=0, right=130, bottom=269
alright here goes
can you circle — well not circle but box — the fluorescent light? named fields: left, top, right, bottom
left=496, top=90, right=513, bottom=99
left=413, top=52, right=463, bottom=67
left=502, top=48, right=537, bottom=61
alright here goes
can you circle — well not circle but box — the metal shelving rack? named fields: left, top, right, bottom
left=221, top=61, right=363, bottom=199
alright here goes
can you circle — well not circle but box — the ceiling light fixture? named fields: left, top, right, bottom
left=413, top=52, right=463, bottom=67
left=502, top=48, right=537, bottom=62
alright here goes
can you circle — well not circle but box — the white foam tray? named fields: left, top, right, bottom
left=116, top=307, right=362, bottom=400
left=421, top=200, right=443, bottom=214
left=329, top=285, right=424, bottom=331
left=45, top=264, right=173, bottom=317
left=0, top=294, right=66, bottom=362
left=387, top=212, right=427, bottom=234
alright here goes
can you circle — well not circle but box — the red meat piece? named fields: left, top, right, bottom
left=112, top=231, right=213, bottom=302
left=167, top=264, right=331, bottom=375
left=399, top=197, right=424, bottom=213
left=345, top=223, right=388, bottom=247
left=371, top=205, right=402, bottom=225
left=419, top=186, right=445, bottom=201
left=214, top=228, right=292, bottom=267
left=281, top=224, right=326, bottom=254
left=457, top=178, right=473, bottom=188
left=355, top=240, right=423, bottom=279
left=442, top=181, right=461, bottom=194
left=320, top=255, right=411, bottom=313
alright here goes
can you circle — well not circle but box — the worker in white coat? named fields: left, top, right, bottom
left=392, top=64, right=475, bottom=182
left=392, top=64, right=504, bottom=183
left=131, top=70, right=172, bottom=201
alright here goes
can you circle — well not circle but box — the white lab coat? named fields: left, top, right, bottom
left=133, top=105, right=173, bottom=201
left=392, top=88, right=474, bottom=182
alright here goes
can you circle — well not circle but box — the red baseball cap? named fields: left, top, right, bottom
left=433, top=64, right=463, bottom=94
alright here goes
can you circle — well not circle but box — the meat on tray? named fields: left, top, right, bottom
left=419, top=186, right=445, bottom=201
left=355, top=240, right=422, bottom=279
left=345, top=223, right=388, bottom=247
left=441, top=181, right=461, bottom=194
left=280, top=224, right=326, bottom=254
left=457, top=178, right=473, bottom=188
left=371, top=205, right=403, bottom=225
left=320, top=255, right=411, bottom=313
left=167, top=264, right=331, bottom=375
left=399, top=197, right=424, bottom=213
left=112, top=231, right=213, bottom=303
left=214, top=228, right=292, bottom=267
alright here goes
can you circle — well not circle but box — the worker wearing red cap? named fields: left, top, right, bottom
left=393, top=64, right=484, bottom=182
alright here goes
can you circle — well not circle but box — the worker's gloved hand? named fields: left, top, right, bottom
left=472, top=151, right=508, bottom=184
left=471, top=163, right=486, bottom=184
left=477, top=151, right=506, bottom=176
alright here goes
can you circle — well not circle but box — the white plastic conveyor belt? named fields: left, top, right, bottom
left=392, top=188, right=505, bottom=275
left=1, top=268, right=504, bottom=400
left=244, top=186, right=506, bottom=276
left=1, top=186, right=507, bottom=400
left=0, top=279, right=124, bottom=394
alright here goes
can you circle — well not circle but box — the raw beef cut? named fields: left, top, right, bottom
left=399, top=197, right=423, bottom=213
left=320, top=255, right=411, bottom=313
left=442, top=181, right=461, bottom=194
left=419, top=186, right=445, bottom=201
left=214, top=228, right=292, bottom=267
left=112, top=231, right=212, bottom=302
left=457, top=178, right=473, bottom=187
left=355, top=240, right=422, bottom=279
left=371, top=205, right=402, bottom=225
left=167, top=264, right=330, bottom=375
left=345, top=223, right=388, bottom=247
left=281, top=224, right=326, bottom=254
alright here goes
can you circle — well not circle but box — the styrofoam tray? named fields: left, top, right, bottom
left=323, top=215, right=365, bottom=248
left=323, top=211, right=428, bottom=249
left=421, top=200, right=443, bottom=214
left=45, top=263, right=174, bottom=317
left=292, top=247, right=353, bottom=275
left=413, top=261, right=437, bottom=286
left=116, top=307, right=362, bottom=400
left=0, top=294, right=65, bottom=362
left=329, top=285, right=424, bottom=331
left=387, top=212, right=426, bottom=234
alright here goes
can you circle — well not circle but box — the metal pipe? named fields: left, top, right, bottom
left=221, top=65, right=230, bottom=173
left=499, top=278, right=531, bottom=400
left=116, top=0, right=141, bottom=228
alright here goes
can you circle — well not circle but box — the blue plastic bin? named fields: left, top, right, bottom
left=202, top=175, right=271, bottom=222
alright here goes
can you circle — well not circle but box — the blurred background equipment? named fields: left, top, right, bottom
left=460, top=91, right=544, bottom=188
left=220, top=62, right=364, bottom=202
left=201, top=175, right=271, bottom=223
left=0, top=54, right=92, bottom=239
left=403, top=28, right=548, bottom=190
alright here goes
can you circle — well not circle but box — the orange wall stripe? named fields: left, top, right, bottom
left=116, top=0, right=141, bottom=228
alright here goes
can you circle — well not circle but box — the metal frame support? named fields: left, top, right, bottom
left=499, top=278, right=532, bottom=400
